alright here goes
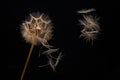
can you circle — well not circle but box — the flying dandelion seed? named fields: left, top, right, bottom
left=48, top=51, right=63, bottom=71
left=77, top=8, right=95, bottom=14
left=80, top=15, right=100, bottom=43
left=20, top=12, right=53, bottom=80
left=79, top=15, right=100, bottom=31
left=41, top=48, right=59, bottom=55
left=78, top=9, right=100, bottom=44
left=38, top=48, right=63, bottom=71
left=55, top=51, right=62, bottom=67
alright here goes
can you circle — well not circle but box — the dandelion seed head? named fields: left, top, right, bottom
left=21, top=12, right=53, bottom=46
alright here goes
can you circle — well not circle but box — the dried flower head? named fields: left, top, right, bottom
left=21, top=13, right=53, bottom=48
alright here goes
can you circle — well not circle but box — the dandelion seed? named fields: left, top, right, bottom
left=81, top=15, right=100, bottom=30
left=38, top=48, right=62, bottom=71
left=80, top=30, right=98, bottom=42
left=48, top=51, right=62, bottom=71
left=49, top=58, right=56, bottom=71
left=38, top=63, right=49, bottom=68
left=78, top=9, right=101, bottom=44
left=55, top=51, right=62, bottom=67
left=41, top=48, right=59, bottom=55
left=80, top=15, right=100, bottom=42
left=77, top=8, right=95, bottom=14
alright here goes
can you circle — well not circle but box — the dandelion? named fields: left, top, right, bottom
left=20, top=12, right=53, bottom=80
left=21, top=13, right=53, bottom=48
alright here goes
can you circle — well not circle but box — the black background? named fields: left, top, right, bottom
left=7, top=0, right=120, bottom=80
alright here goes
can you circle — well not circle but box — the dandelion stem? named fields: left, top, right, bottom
left=20, top=43, right=34, bottom=80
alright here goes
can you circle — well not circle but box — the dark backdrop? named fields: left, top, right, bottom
left=7, top=0, right=120, bottom=80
